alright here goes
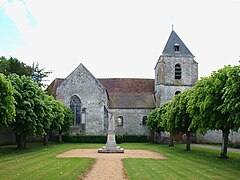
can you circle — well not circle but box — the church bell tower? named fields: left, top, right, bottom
left=154, top=29, right=198, bottom=107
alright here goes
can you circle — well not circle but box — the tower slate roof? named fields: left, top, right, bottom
left=162, top=30, right=194, bottom=57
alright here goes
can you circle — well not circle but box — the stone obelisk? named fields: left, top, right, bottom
left=98, top=113, right=124, bottom=153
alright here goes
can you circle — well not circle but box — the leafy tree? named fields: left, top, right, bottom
left=163, top=90, right=195, bottom=151
left=220, top=65, right=240, bottom=125
left=50, top=100, right=65, bottom=142
left=147, top=104, right=166, bottom=143
left=8, top=74, right=44, bottom=149
left=31, top=62, right=52, bottom=88
left=35, top=93, right=54, bottom=146
left=0, top=56, right=51, bottom=87
left=59, top=105, right=74, bottom=142
left=0, top=56, right=32, bottom=76
left=0, top=73, right=16, bottom=126
left=188, top=65, right=240, bottom=158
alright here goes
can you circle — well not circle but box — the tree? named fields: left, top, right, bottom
left=31, top=62, right=52, bottom=88
left=188, top=65, right=240, bottom=158
left=39, top=95, right=73, bottom=145
left=163, top=89, right=195, bottom=151
left=59, top=105, right=74, bottom=142
left=0, top=56, right=32, bottom=76
left=220, top=65, right=240, bottom=126
left=50, top=100, right=65, bottom=142
left=0, top=73, right=16, bottom=126
left=8, top=74, right=45, bottom=149
left=147, top=104, right=166, bottom=143
left=35, top=93, right=54, bottom=146
left=0, top=56, right=52, bottom=88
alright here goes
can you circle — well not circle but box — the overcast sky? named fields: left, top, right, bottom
left=0, top=0, right=239, bottom=84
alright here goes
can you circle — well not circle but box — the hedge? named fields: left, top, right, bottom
left=62, top=135, right=106, bottom=143
left=62, top=134, right=149, bottom=143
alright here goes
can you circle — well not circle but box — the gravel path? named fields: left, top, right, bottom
left=191, top=144, right=240, bottom=154
left=57, top=149, right=166, bottom=180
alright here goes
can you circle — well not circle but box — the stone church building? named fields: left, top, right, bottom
left=47, top=29, right=198, bottom=136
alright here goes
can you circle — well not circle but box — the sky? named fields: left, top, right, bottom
left=0, top=0, right=239, bottom=84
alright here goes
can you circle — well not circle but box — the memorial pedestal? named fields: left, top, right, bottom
left=98, top=132, right=124, bottom=153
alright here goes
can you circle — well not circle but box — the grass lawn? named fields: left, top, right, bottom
left=0, top=143, right=101, bottom=180
left=0, top=142, right=240, bottom=180
left=123, top=143, right=240, bottom=180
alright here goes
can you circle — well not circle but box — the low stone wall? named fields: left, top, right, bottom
left=0, top=127, right=15, bottom=145
left=196, top=130, right=240, bottom=144
left=0, top=127, right=44, bottom=145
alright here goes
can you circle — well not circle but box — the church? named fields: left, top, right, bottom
left=47, top=29, right=198, bottom=136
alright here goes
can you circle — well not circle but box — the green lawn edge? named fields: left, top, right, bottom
left=1, top=142, right=240, bottom=180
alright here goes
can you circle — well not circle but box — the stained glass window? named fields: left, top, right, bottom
left=70, top=95, right=82, bottom=125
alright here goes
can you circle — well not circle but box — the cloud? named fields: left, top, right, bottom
left=0, top=0, right=29, bottom=33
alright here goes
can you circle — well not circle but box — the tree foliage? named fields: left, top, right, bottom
left=163, top=89, right=194, bottom=150
left=8, top=74, right=44, bottom=149
left=0, top=73, right=16, bottom=126
left=187, top=65, right=240, bottom=157
left=148, top=65, right=239, bottom=156
left=0, top=56, right=32, bottom=76
left=0, top=56, right=51, bottom=87
left=147, top=106, right=166, bottom=133
left=31, top=62, right=52, bottom=87
left=7, top=74, right=73, bottom=149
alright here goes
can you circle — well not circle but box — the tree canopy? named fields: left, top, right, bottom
left=163, top=89, right=195, bottom=150
left=147, top=65, right=240, bottom=157
left=187, top=65, right=240, bottom=157
left=8, top=74, right=44, bottom=149
left=0, top=73, right=16, bottom=126
left=0, top=56, right=51, bottom=87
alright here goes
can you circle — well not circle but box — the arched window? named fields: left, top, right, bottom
left=70, top=95, right=82, bottom=126
left=175, top=91, right=181, bottom=95
left=175, top=63, right=181, bottom=79
left=117, top=116, right=123, bottom=126
left=142, top=116, right=147, bottom=126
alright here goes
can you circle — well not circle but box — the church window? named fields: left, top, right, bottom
left=175, top=91, right=181, bottom=95
left=70, top=95, right=82, bottom=126
left=117, top=116, right=123, bottom=126
left=142, top=116, right=147, bottom=126
left=175, top=63, right=181, bottom=79
left=174, top=43, right=180, bottom=52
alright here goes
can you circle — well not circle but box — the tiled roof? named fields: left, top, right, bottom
left=46, top=78, right=64, bottom=97
left=47, top=78, right=156, bottom=109
left=98, top=78, right=155, bottom=109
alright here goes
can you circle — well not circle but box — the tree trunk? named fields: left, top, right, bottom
left=43, top=134, right=49, bottom=146
left=16, top=133, right=27, bottom=150
left=58, top=131, right=62, bottom=143
left=157, top=132, right=161, bottom=144
left=186, top=132, right=191, bottom=151
left=220, top=129, right=229, bottom=158
left=169, top=134, right=174, bottom=147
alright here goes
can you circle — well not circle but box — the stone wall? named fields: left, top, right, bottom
left=154, top=55, right=198, bottom=106
left=56, top=64, right=109, bottom=135
left=196, top=130, right=240, bottom=144
left=155, top=56, right=198, bottom=86
left=155, top=85, right=192, bottom=106
left=111, top=109, right=151, bottom=135
left=0, top=127, right=15, bottom=145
